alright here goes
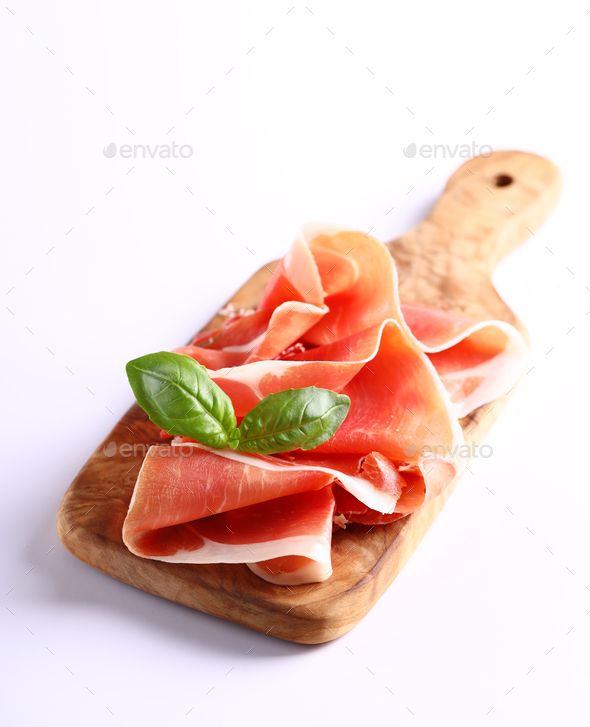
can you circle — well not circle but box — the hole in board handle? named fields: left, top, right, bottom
left=494, top=174, right=513, bottom=188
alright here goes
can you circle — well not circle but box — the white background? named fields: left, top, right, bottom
left=1, top=2, right=589, bottom=725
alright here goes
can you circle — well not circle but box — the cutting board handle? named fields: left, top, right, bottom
left=394, top=150, right=561, bottom=273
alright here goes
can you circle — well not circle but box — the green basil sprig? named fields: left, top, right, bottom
left=237, top=387, right=350, bottom=455
left=126, top=352, right=238, bottom=448
left=126, top=351, right=350, bottom=455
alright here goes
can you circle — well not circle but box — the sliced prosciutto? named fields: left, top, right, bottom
left=124, top=228, right=527, bottom=585
left=124, top=443, right=403, bottom=584
left=180, top=230, right=527, bottom=419
left=123, top=446, right=335, bottom=585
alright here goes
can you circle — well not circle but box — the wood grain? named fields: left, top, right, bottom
left=57, top=151, right=561, bottom=644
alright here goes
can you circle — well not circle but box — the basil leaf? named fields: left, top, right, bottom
left=126, top=352, right=237, bottom=448
left=236, top=386, right=350, bottom=455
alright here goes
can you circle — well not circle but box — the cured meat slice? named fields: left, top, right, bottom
left=401, top=303, right=528, bottom=417
left=123, top=445, right=336, bottom=584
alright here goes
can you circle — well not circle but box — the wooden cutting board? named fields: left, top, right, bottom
left=57, top=151, right=560, bottom=644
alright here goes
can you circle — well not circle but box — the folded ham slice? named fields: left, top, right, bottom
left=123, top=447, right=335, bottom=582
left=124, top=228, right=527, bottom=585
